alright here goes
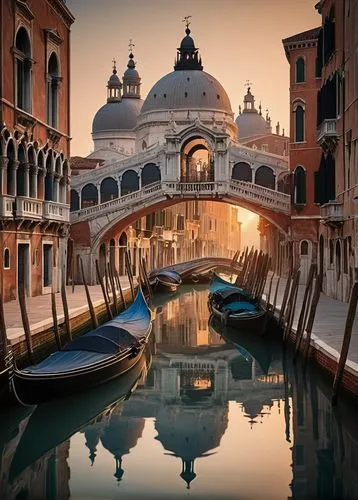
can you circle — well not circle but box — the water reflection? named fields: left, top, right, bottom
left=1, top=285, right=358, bottom=499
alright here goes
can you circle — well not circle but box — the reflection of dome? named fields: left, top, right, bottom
left=236, top=112, right=268, bottom=138
left=141, top=70, right=232, bottom=114
left=92, top=99, right=143, bottom=133
left=100, top=416, right=145, bottom=458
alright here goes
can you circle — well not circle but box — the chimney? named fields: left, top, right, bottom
left=276, top=121, right=280, bottom=135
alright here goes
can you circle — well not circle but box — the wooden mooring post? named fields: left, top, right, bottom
left=96, top=259, right=113, bottom=320
left=283, top=269, right=301, bottom=343
left=0, top=293, right=9, bottom=367
left=108, top=263, right=119, bottom=315
left=18, top=285, right=34, bottom=364
left=115, top=270, right=127, bottom=310
left=332, top=281, right=358, bottom=405
left=51, top=292, right=61, bottom=349
left=79, top=257, right=98, bottom=329
left=141, top=257, right=153, bottom=302
left=61, top=269, right=72, bottom=341
left=303, top=273, right=323, bottom=361
left=293, top=263, right=316, bottom=360
left=125, top=250, right=135, bottom=301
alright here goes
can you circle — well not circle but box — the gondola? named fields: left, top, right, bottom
left=9, top=349, right=151, bottom=482
left=0, top=351, right=14, bottom=404
left=209, top=273, right=253, bottom=301
left=11, top=288, right=152, bottom=405
left=150, top=269, right=182, bottom=292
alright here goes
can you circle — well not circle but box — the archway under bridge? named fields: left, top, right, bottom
left=70, top=188, right=290, bottom=285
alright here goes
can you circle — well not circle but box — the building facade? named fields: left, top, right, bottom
left=0, top=0, right=74, bottom=301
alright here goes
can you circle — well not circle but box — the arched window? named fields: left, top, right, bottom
left=232, top=162, right=252, bottom=182
left=141, top=163, right=161, bottom=187
left=294, top=166, right=306, bottom=204
left=6, top=139, right=16, bottom=196
left=296, top=57, right=305, bottom=83
left=329, top=240, right=334, bottom=265
left=300, top=240, right=309, bottom=255
left=15, top=27, right=32, bottom=113
left=254, top=166, right=275, bottom=190
left=70, top=189, right=80, bottom=212
left=3, top=248, right=10, bottom=269
left=45, top=151, right=54, bottom=201
left=47, top=53, right=59, bottom=128
left=100, top=177, right=118, bottom=203
left=17, top=143, right=27, bottom=197
left=121, top=170, right=139, bottom=196
left=81, top=183, right=98, bottom=208
left=294, top=105, right=305, bottom=142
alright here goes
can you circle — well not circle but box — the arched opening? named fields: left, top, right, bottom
left=121, top=170, right=139, bottom=196
left=181, top=137, right=213, bottom=182
left=109, top=238, right=116, bottom=272
left=28, top=145, right=37, bottom=198
left=17, top=143, right=27, bottom=196
left=45, top=151, right=54, bottom=201
left=70, top=189, right=80, bottom=211
left=118, top=232, right=127, bottom=275
left=232, top=162, right=252, bottom=182
left=299, top=239, right=312, bottom=284
left=336, top=240, right=341, bottom=282
left=3, top=248, right=10, bottom=269
left=15, top=27, right=32, bottom=113
left=81, top=183, right=98, bottom=208
left=300, top=240, right=308, bottom=255
left=141, top=163, right=161, bottom=187
left=99, top=243, right=106, bottom=279
left=100, top=177, right=118, bottom=203
left=6, top=139, right=16, bottom=196
left=329, top=239, right=334, bottom=265
left=294, top=166, right=306, bottom=204
left=47, top=52, right=59, bottom=128
left=37, top=150, right=45, bottom=200
left=294, top=105, right=305, bottom=143
left=296, top=57, right=305, bottom=83
left=255, top=166, right=275, bottom=190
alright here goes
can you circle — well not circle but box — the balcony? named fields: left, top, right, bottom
left=43, top=201, right=70, bottom=222
left=317, top=119, right=338, bottom=147
left=16, top=197, right=43, bottom=219
left=321, top=200, right=344, bottom=225
left=0, top=195, right=15, bottom=217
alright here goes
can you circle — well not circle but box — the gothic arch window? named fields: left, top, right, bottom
left=17, top=142, right=27, bottom=196
left=141, top=163, right=161, bottom=187
left=70, top=189, right=80, bottom=212
left=121, top=170, right=139, bottom=196
left=294, top=166, right=306, bottom=204
left=47, top=52, right=60, bottom=128
left=232, top=162, right=252, bottom=182
left=81, top=183, right=98, bottom=208
left=3, top=248, right=10, bottom=269
left=294, top=103, right=305, bottom=142
left=100, top=177, right=118, bottom=203
left=296, top=57, right=305, bottom=83
left=254, top=166, right=275, bottom=190
left=45, top=151, right=54, bottom=201
left=6, top=139, right=16, bottom=196
left=300, top=240, right=309, bottom=256
left=15, top=27, right=32, bottom=113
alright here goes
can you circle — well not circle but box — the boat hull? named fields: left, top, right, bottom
left=211, top=305, right=267, bottom=335
left=0, top=366, right=12, bottom=403
left=12, top=344, right=146, bottom=405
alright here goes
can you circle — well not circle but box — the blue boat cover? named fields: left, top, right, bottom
left=210, top=274, right=250, bottom=298
left=222, top=301, right=257, bottom=313
left=22, top=289, right=151, bottom=375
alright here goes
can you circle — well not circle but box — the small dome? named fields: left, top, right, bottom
left=180, top=32, right=196, bottom=51
left=108, top=72, right=121, bottom=86
left=140, top=70, right=232, bottom=114
left=92, top=98, right=143, bottom=133
left=235, top=112, right=268, bottom=138
left=123, top=67, right=140, bottom=82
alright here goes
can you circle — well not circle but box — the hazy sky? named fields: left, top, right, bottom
left=67, top=0, right=319, bottom=157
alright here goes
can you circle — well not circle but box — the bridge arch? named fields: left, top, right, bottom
left=232, top=162, right=252, bottom=182
left=70, top=189, right=80, bottom=211
left=141, top=163, right=161, bottom=187
left=180, top=136, right=214, bottom=182
left=81, top=183, right=98, bottom=208
left=100, top=177, right=118, bottom=203
left=254, top=165, right=275, bottom=190
left=121, top=169, right=139, bottom=195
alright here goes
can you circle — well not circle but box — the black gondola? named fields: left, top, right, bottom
left=9, top=349, right=151, bottom=482
left=150, top=269, right=182, bottom=292
left=0, top=351, right=14, bottom=404
left=11, top=289, right=152, bottom=405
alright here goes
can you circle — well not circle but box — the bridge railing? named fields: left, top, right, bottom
left=229, top=179, right=291, bottom=213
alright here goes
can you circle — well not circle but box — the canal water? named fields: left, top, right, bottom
left=1, top=285, right=358, bottom=500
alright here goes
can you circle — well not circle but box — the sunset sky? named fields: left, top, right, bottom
left=67, top=0, right=320, bottom=157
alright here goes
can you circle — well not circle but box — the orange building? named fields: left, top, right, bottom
left=282, top=26, right=322, bottom=282
left=0, top=0, right=74, bottom=301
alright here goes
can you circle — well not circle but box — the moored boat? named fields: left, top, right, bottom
left=11, top=289, right=152, bottom=405
left=150, top=269, right=182, bottom=293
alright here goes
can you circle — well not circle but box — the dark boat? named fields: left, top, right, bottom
left=209, top=273, right=253, bottom=302
left=0, top=351, right=14, bottom=404
left=150, top=269, right=182, bottom=292
left=9, top=349, right=151, bottom=482
left=11, top=289, right=152, bottom=405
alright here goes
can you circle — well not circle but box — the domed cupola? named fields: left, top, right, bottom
left=174, top=17, right=203, bottom=71
left=235, top=85, right=269, bottom=139
left=122, top=41, right=141, bottom=99
left=107, top=60, right=122, bottom=102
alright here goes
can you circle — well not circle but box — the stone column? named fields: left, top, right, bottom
left=138, top=172, right=142, bottom=190
left=117, top=175, right=122, bottom=197
left=53, top=174, right=60, bottom=202
left=96, top=183, right=101, bottom=204
left=29, top=165, right=38, bottom=198
left=0, top=156, right=9, bottom=195
left=9, top=160, right=19, bottom=196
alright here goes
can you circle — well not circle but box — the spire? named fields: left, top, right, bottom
left=122, top=39, right=141, bottom=99
left=180, top=459, right=197, bottom=489
left=243, top=82, right=256, bottom=113
left=107, top=58, right=122, bottom=103
left=174, top=17, right=203, bottom=71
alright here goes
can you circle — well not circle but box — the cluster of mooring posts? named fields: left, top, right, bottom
left=264, top=261, right=358, bottom=405
left=0, top=248, right=154, bottom=404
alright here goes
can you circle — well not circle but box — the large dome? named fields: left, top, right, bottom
left=235, top=112, right=267, bottom=138
left=140, top=70, right=232, bottom=115
left=92, top=98, right=143, bottom=133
